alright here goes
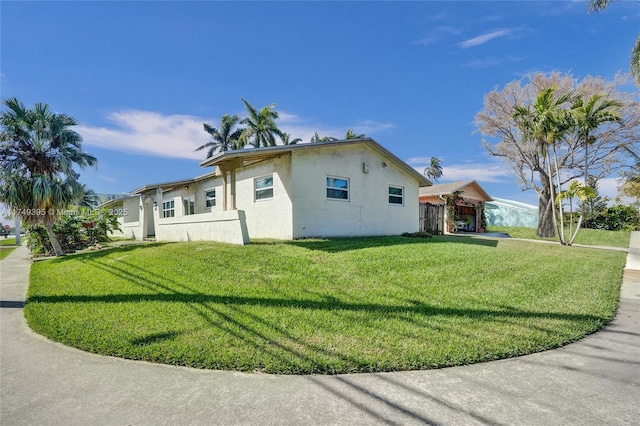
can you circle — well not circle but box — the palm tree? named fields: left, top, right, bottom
left=513, top=86, right=578, bottom=242
left=281, top=133, right=302, bottom=145
left=571, top=94, right=622, bottom=185
left=423, top=157, right=443, bottom=182
left=556, top=180, right=596, bottom=246
left=76, top=184, right=100, bottom=209
left=0, top=98, right=97, bottom=256
left=589, top=0, right=640, bottom=86
left=239, top=98, right=284, bottom=148
left=310, top=132, right=336, bottom=143
left=344, top=129, right=366, bottom=140
left=196, top=114, right=244, bottom=158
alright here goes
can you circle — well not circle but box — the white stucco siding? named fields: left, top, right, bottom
left=194, top=177, right=222, bottom=214
left=107, top=196, right=145, bottom=240
left=233, top=154, right=294, bottom=239
left=290, top=144, right=420, bottom=238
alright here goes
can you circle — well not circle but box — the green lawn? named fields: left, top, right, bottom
left=486, top=226, right=631, bottom=248
left=0, top=248, right=16, bottom=260
left=25, top=236, right=626, bottom=374
left=0, top=237, right=17, bottom=246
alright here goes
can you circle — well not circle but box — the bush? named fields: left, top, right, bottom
left=590, top=205, right=640, bottom=231
left=27, top=208, right=121, bottom=255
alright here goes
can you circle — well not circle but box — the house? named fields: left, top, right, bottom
left=485, top=197, right=538, bottom=228
left=418, top=180, right=492, bottom=233
left=104, top=139, right=431, bottom=244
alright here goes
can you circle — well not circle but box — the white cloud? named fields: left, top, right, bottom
left=78, top=110, right=208, bottom=160
left=407, top=158, right=512, bottom=183
left=77, top=110, right=392, bottom=159
left=458, top=29, right=512, bottom=49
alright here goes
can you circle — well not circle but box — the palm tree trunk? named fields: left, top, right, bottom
left=43, top=218, right=65, bottom=256
left=551, top=145, right=566, bottom=245
left=537, top=175, right=556, bottom=238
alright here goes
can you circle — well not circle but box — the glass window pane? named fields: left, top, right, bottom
left=389, top=196, right=403, bottom=204
left=327, top=177, right=348, bottom=189
left=327, top=188, right=348, bottom=199
left=256, top=188, right=274, bottom=200
left=256, top=176, right=273, bottom=189
left=389, top=187, right=403, bottom=196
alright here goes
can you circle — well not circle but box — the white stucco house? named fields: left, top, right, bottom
left=103, top=139, right=431, bottom=244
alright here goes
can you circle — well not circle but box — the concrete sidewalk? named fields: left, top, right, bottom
left=1, top=237, right=639, bottom=425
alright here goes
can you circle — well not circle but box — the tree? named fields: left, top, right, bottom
left=281, top=132, right=302, bottom=145
left=239, top=98, right=284, bottom=148
left=196, top=114, right=244, bottom=157
left=344, top=129, right=366, bottom=140
left=589, top=0, right=640, bottom=87
left=556, top=180, right=596, bottom=245
left=423, top=157, right=443, bottom=182
left=512, top=85, right=578, bottom=241
left=310, top=132, right=336, bottom=143
left=476, top=72, right=640, bottom=239
left=578, top=177, right=609, bottom=228
left=571, top=94, right=622, bottom=185
left=0, top=98, right=97, bottom=256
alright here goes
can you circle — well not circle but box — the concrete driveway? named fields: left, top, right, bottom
left=1, top=235, right=639, bottom=425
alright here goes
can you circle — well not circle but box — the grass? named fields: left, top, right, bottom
left=0, top=237, right=18, bottom=260
left=25, top=236, right=626, bottom=374
left=486, top=226, right=631, bottom=248
left=0, top=237, right=17, bottom=246
left=0, top=248, right=16, bottom=260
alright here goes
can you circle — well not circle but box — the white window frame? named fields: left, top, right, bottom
left=388, top=185, right=404, bottom=206
left=254, top=175, right=274, bottom=201
left=326, top=176, right=350, bottom=201
left=162, top=200, right=175, bottom=218
left=205, top=189, right=216, bottom=208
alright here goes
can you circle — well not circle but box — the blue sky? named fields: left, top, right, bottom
left=1, top=0, right=638, bottom=211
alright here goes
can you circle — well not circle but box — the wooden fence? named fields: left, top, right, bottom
left=419, top=202, right=445, bottom=234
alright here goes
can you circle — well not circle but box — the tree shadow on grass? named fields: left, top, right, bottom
left=43, top=242, right=175, bottom=264
left=26, top=251, right=608, bottom=373
left=273, top=235, right=498, bottom=253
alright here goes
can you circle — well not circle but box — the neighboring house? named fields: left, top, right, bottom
left=485, top=197, right=538, bottom=228
left=103, top=139, right=431, bottom=244
left=418, top=180, right=492, bottom=233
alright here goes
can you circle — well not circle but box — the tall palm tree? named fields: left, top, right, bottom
left=589, top=0, right=640, bottom=86
left=513, top=86, right=578, bottom=242
left=239, top=98, right=284, bottom=148
left=196, top=114, right=244, bottom=158
left=0, top=98, right=97, bottom=256
left=423, top=157, right=443, bottom=182
left=571, top=94, right=622, bottom=185
left=344, top=129, right=366, bottom=140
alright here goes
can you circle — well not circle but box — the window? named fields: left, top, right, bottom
left=255, top=175, right=274, bottom=200
left=389, top=186, right=404, bottom=205
left=327, top=176, right=349, bottom=200
left=162, top=200, right=175, bottom=218
left=205, top=189, right=216, bottom=208
left=183, top=196, right=195, bottom=215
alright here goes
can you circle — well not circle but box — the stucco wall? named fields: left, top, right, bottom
left=109, top=196, right=144, bottom=240
left=233, top=154, right=294, bottom=240
left=154, top=209, right=249, bottom=245
left=290, top=144, right=420, bottom=238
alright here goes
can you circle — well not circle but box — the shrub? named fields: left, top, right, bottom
left=590, top=205, right=640, bottom=231
left=27, top=208, right=121, bottom=255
